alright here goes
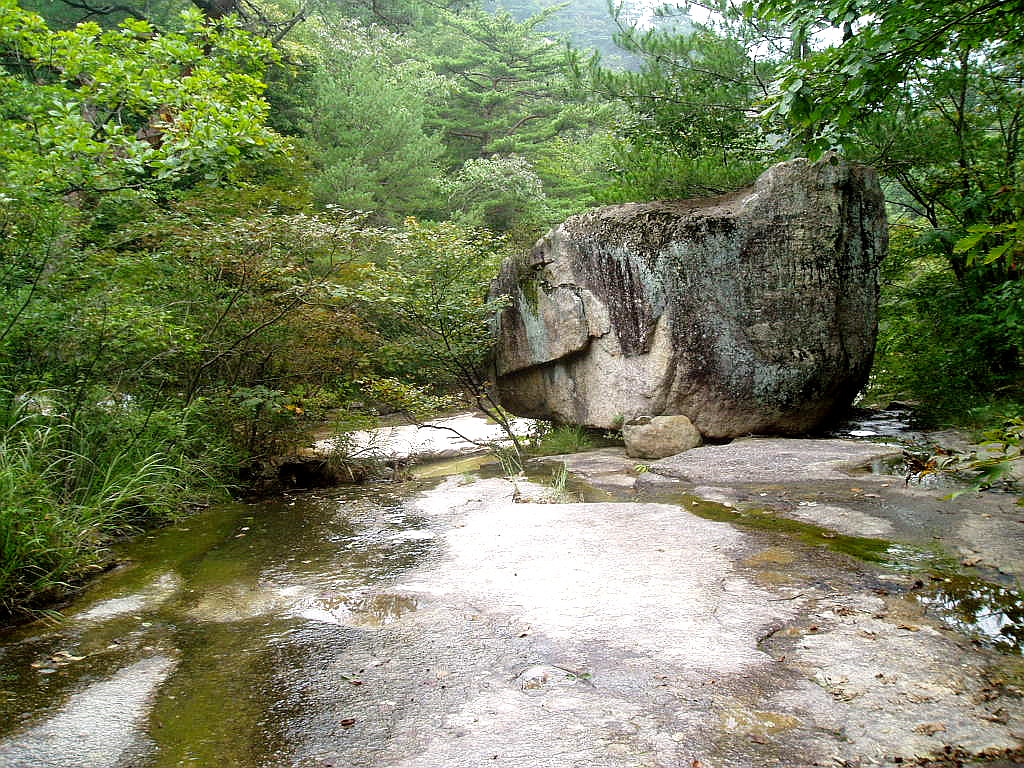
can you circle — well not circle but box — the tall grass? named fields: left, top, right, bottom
left=0, top=391, right=236, bottom=614
left=529, top=424, right=595, bottom=456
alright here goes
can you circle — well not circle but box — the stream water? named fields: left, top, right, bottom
left=1, top=443, right=1024, bottom=766
left=0, top=481, right=444, bottom=767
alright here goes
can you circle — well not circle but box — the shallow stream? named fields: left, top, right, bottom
left=0, top=480, right=444, bottom=767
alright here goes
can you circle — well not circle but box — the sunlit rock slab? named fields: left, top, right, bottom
left=315, top=412, right=533, bottom=462
left=645, top=437, right=903, bottom=484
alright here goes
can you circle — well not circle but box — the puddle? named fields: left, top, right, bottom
left=641, top=493, right=944, bottom=570
left=515, top=663, right=591, bottom=693
left=295, top=593, right=419, bottom=626
left=913, top=575, right=1024, bottom=654
left=413, top=453, right=496, bottom=479
left=719, top=707, right=801, bottom=736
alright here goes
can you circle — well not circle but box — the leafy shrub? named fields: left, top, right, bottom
left=445, top=155, right=553, bottom=236
left=866, top=226, right=1022, bottom=425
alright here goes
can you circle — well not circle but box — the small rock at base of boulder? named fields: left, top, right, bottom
left=623, top=415, right=702, bottom=459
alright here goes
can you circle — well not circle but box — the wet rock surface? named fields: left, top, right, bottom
left=490, top=156, right=887, bottom=438
left=1, top=432, right=1024, bottom=767
left=540, top=438, right=1024, bottom=580
left=646, top=436, right=903, bottom=483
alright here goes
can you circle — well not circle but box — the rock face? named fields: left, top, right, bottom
left=490, top=157, right=887, bottom=438
left=623, top=415, right=702, bottom=459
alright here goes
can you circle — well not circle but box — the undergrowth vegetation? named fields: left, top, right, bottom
left=866, top=226, right=1024, bottom=429
left=527, top=424, right=597, bottom=456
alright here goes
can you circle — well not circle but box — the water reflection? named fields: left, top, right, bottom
left=292, top=593, right=418, bottom=626
left=348, top=594, right=419, bottom=626
left=914, top=576, right=1024, bottom=653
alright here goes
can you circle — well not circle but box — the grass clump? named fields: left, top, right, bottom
left=528, top=424, right=595, bottom=456
left=0, top=391, right=235, bottom=615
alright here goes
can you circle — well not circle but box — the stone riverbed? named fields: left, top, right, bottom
left=1, top=420, right=1023, bottom=767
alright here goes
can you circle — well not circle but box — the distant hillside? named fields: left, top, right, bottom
left=486, top=0, right=693, bottom=70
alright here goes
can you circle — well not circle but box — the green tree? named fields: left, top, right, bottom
left=423, top=5, right=589, bottom=168
left=750, top=0, right=1024, bottom=278
left=752, top=0, right=1024, bottom=154
left=364, top=219, right=524, bottom=455
left=445, top=154, right=550, bottom=234
left=0, top=2, right=283, bottom=202
left=575, top=8, right=775, bottom=200
left=298, top=21, right=446, bottom=218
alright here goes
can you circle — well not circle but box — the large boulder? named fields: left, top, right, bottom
left=489, top=157, right=887, bottom=439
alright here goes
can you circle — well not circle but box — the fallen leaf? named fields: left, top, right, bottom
left=914, top=722, right=946, bottom=736
left=340, top=718, right=356, bottom=728
left=898, top=623, right=920, bottom=632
